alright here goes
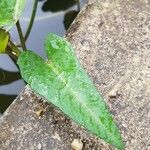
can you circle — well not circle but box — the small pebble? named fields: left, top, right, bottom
left=52, top=132, right=61, bottom=141
left=37, top=143, right=42, bottom=150
left=71, top=139, right=83, bottom=150
left=108, top=89, right=118, bottom=98
left=35, top=109, right=43, bottom=117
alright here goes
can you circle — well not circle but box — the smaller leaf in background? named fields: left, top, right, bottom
left=0, top=29, right=9, bottom=53
left=64, top=10, right=79, bottom=30
left=42, top=0, right=77, bottom=12
left=0, top=94, right=17, bottom=113
left=0, top=0, right=26, bottom=30
left=0, top=68, right=21, bottom=85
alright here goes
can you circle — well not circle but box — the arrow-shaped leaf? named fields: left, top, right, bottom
left=17, top=33, right=124, bottom=149
left=0, top=0, right=26, bottom=30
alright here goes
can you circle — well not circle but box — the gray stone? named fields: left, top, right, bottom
left=0, top=0, right=150, bottom=149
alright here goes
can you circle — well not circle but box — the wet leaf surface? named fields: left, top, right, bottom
left=17, top=33, right=124, bottom=149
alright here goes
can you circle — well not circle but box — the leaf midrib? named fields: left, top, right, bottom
left=46, top=60, right=116, bottom=142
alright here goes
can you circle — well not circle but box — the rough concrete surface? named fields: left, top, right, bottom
left=0, top=0, right=150, bottom=150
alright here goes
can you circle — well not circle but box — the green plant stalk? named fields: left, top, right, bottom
left=6, top=41, right=24, bottom=80
left=16, top=21, right=27, bottom=50
left=7, top=40, right=21, bottom=58
left=25, top=0, right=38, bottom=41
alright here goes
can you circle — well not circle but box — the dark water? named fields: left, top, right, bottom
left=0, top=0, right=86, bottom=114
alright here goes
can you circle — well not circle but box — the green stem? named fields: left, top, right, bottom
left=7, top=40, right=21, bottom=59
left=25, top=0, right=38, bottom=41
left=16, top=21, right=27, bottom=50
left=6, top=41, right=27, bottom=84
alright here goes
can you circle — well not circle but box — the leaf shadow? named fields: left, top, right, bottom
left=0, top=94, right=17, bottom=113
left=63, top=10, right=79, bottom=30
left=41, top=0, right=77, bottom=12
left=0, top=68, right=21, bottom=85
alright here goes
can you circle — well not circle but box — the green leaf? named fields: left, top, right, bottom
left=0, top=0, right=26, bottom=30
left=0, top=29, right=9, bottom=53
left=17, top=33, right=124, bottom=149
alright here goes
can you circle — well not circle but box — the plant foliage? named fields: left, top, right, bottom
left=0, top=0, right=26, bottom=30
left=17, top=33, right=124, bottom=149
left=0, top=29, right=9, bottom=53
